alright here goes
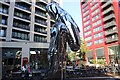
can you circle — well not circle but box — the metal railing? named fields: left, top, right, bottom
left=102, top=1, right=112, bottom=9
left=102, top=6, right=114, bottom=15
left=103, top=14, right=115, bottom=22
left=106, top=37, right=118, bottom=43
left=104, top=21, right=116, bottom=29
left=105, top=28, right=118, bottom=36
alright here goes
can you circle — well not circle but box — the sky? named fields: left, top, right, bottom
left=60, top=0, right=83, bottom=36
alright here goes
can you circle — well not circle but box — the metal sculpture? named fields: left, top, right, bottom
left=46, top=1, right=81, bottom=78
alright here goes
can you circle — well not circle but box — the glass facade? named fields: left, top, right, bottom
left=94, top=38, right=104, bottom=44
left=94, top=32, right=103, bottom=38
left=108, top=45, right=120, bottom=64
left=93, top=26, right=102, bottom=32
left=92, top=14, right=100, bottom=21
left=84, top=25, right=91, bottom=31
left=91, top=8, right=100, bottom=16
left=85, top=36, right=92, bottom=41
left=87, top=42, right=92, bottom=46
left=85, top=31, right=92, bottom=36
left=93, top=19, right=102, bottom=27
left=0, top=29, right=6, bottom=37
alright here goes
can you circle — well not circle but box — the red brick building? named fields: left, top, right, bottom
left=80, top=0, right=120, bottom=65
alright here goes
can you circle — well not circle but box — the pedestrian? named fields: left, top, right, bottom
left=21, top=65, right=26, bottom=78
left=25, top=64, right=30, bottom=80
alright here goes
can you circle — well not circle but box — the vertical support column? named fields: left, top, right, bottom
left=6, top=0, right=15, bottom=41
left=104, top=45, right=109, bottom=65
left=93, top=49, right=97, bottom=62
left=47, top=15, right=51, bottom=43
left=47, top=0, right=51, bottom=43
left=30, top=1, right=35, bottom=42
left=21, top=43, right=30, bottom=66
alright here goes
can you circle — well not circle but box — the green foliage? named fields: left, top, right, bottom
left=67, top=51, right=75, bottom=62
left=90, top=59, right=97, bottom=64
left=80, top=40, right=88, bottom=54
left=66, top=38, right=89, bottom=65
left=97, top=59, right=106, bottom=65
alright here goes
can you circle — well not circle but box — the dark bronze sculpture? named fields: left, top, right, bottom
left=46, top=1, right=81, bottom=79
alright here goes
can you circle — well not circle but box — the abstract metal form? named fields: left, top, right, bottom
left=46, top=1, right=81, bottom=78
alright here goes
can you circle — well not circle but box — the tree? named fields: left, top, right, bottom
left=77, top=38, right=88, bottom=61
left=66, top=38, right=89, bottom=65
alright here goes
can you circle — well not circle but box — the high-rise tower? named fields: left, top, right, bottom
left=80, top=0, right=120, bottom=65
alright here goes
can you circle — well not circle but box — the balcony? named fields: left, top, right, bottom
left=106, top=36, right=118, bottom=43
left=34, top=27, right=47, bottom=34
left=13, top=21, right=30, bottom=30
left=34, top=35, right=47, bottom=43
left=103, top=14, right=115, bottom=22
left=15, top=3, right=31, bottom=12
left=0, top=7, right=8, bottom=14
left=102, top=1, right=112, bottom=9
left=35, top=10, right=47, bottom=18
left=104, top=21, right=116, bottom=29
left=36, top=2, right=46, bottom=10
left=12, top=31, right=29, bottom=40
left=35, top=18, right=47, bottom=26
left=105, top=28, right=118, bottom=36
left=102, top=6, right=114, bottom=15
left=14, top=11, right=31, bottom=21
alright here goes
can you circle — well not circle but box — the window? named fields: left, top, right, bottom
left=99, top=38, right=104, bottom=43
left=85, top=31, right=92, bottom=36
left=34, top=35, right=47, bottom=42
left=0, top=5, right=9, bottom=14
left=1, top=19, right=6, bottom=25
left=85, top=36, right=92, bottom=41
left=92, top=14, right=100, bottom=21
left=83, top=15, right=90, bottom=21
left=94, top=32, right=103, bottom=38
left=91, top=3, right=99, bottom=10
left=93, top=20, right=102, bottom=27
left=83, top=10, right=89, bottom=16
left=0, top=29, right=6, bottom=37
left=15, top=2, right=31, bottom=11
left=93, top=26, right=102, bottom=32
left=14, top=9, right=30, bottom=20
left=84, top=20, right=90, bottom=26
left=34, top=27, right=47, bottom=34
left=87, top=42, right=92, bottom=46
left=83, top=6, right=88, bottom=12
left=12, top=31, right=29, bottom=40
left=91, top=8, right=100, bottom=16
left=90, top=0, right=96, bottom=5
left=84, top=25, right=91, bottom=31
left=94, top=38, right=104, bottom=44
left=35, top=17, right=47, bottom=25
left=13, top=19, right=30, bottom=30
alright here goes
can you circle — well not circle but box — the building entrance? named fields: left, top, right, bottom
left=2, top=48, right=21, bottom=78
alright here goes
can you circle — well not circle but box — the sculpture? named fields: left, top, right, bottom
left=46, top=1, right=81, bottom=78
